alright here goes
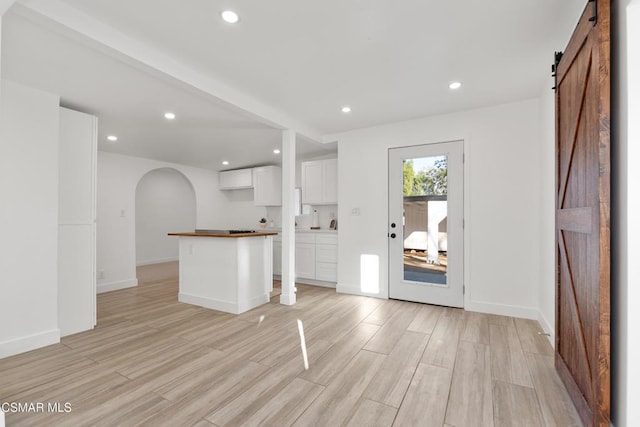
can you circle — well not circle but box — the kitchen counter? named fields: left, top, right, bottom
left=262, top=228, right=338, bottom=234
left=169, top=231, right=278, bottom=238
left=169, top=230, right=274, bottom=314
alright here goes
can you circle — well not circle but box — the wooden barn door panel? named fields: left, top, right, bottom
left=555, top=1, right=610, bottom=426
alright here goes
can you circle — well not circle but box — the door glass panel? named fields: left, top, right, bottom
left=402, top=156, right=448, bottom=285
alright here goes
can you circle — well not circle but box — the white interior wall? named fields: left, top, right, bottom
left=216, top=187, right=267, bottom=229
left=613, top=1, right=639, bottom=425
left=625, top=4, right=639, bottom=425
left=538, top=85, right=557, bottom=341
left=0, top=79, right=60, bottom=357
left=97, top=152, right=219, bottom=293
left=333, top=99, right=544, bottom=320
left=135, top=168, right=197, bottom=266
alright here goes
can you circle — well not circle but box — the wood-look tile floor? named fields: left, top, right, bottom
left=1, top=264, right=582, bottom=426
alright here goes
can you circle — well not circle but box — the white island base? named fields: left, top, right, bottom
left=172, top=233, right=274, bottom=314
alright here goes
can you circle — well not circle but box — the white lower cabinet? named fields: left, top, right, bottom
left=314, top=234, right=338, bottom=282
left=315, top=262, right=337, bottom=282
left=273, top=232, right=338, bottom=283
left=295, top=242, right=316, bottom=279
left=272, top=239, right=282, bottom=276
left=296, top=232, right=337, bottom=283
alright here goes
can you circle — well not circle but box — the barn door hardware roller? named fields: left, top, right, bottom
left=551, top=51, right=564, bottom=92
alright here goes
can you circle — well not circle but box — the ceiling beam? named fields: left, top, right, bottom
left=11, top=0, right=323, bottom=142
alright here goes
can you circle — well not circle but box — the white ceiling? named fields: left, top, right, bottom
left=2, top=0, right=585, bottom=169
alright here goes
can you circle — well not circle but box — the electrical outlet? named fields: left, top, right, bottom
left=330, top=212, right=335, bottom=219
left=98, top=270, right=105, bottom=279
left=351, top=208, right=360, bottom=216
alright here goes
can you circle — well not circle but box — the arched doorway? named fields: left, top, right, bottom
left=135, top=168, right=196, bottom=282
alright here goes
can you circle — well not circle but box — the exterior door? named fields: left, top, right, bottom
left=554, top=1, right=610, bottom=425
left=388, top=141, right=463, bottom=307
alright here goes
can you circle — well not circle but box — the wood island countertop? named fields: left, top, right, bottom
left=168, top=231, right=278, bottom=238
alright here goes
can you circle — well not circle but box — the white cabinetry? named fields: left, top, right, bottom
left=301, top=159, right=338, bottom=204
left=301, top=161, right=323, bottom=204
left=273, top=231, right=338, bottom=283
left=294, top=232, right=338, bottom=283
left=253, top=166, right=282, bottom=206
left=315, top=234, right=338, bottom=282
left=322, top=159, right=338, bottom=204
left=272, top=234, right=282, bottom=276
left=295, top=233, right=316, bottom=279
left=219, top=168, right=253, bottom=190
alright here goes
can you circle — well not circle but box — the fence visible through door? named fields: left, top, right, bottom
left=388, top=141, right=463, bottom=307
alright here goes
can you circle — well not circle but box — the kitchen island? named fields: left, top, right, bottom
left=168, top=230, right=277, bottom=314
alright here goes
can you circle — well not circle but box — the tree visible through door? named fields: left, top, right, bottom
left=389, top=141, right=463, bottom=308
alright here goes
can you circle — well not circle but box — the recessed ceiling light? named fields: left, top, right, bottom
left=221, top=10, right=239, bottom=24
left=164, top=112, right=176, bottom=120
left=107, top=135, right=118, bottom=142
left=273, top=149, right=281, bottom=154
left=341, top=106, right=351, bottom=113
left=449, top=81, right=463, bottom=90
left=222, top=160, right=229, bottom=166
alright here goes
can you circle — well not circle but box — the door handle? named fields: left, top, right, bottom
left=389, top=233, right=396, bottom=239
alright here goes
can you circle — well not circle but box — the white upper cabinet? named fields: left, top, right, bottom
left=219, top=168, right=253, bottom=190
left=253, top=166, right=282, bottom=206
left=301, top=158, right=337, bottom=205
left=322, top=158, right=338, bottom=204
left=301, top=160, right=323, bottom=203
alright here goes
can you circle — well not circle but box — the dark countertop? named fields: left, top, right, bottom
left=168, top=230, right=278, bottom=238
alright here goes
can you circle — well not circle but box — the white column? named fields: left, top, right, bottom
left=280, top=129, right=296, bottom=305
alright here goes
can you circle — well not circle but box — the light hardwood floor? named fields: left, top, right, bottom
left=1, top=263, right=582, bottom=426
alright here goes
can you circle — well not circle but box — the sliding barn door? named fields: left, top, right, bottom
left=554, top=1, right=610, bottom=426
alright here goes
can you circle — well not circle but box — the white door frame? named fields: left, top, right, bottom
left=388, top=140, right=465, bottom=307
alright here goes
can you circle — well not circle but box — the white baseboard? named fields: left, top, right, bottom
left=336, top=284, right=388, bottom=299
left=537, top=310, right=555, bottom=348
left=464, top=299, right=539, bottom=320
left=276, top=275, right=337, bottom=289
left=0, top=329, right=60, bottom=358
left=279, top=292, right=296, bottom=306
left=295, top=278, right=337, bottom=288
left=179, top=292, right=269, bottom=315
left=136, top=257, right=178, bottom=267
left=97, top=278, right=138, bottom=294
